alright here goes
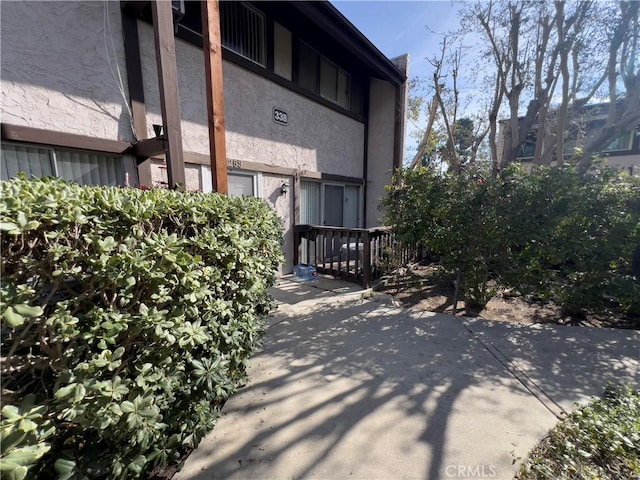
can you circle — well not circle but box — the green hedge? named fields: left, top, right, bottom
left=518, top=384, right=640, bottom=479
left=0, top=177, right=283, bottom=479
left=383, top=165, right=640, bottom=315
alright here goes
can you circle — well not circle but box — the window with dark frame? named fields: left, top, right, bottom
left=297, top=41, right=351, bottom=110
left=179, top=1, right=267, bottom=67
left=220, top=2, right=266, bottom=67
left=174, top=2, right=363, bottom=116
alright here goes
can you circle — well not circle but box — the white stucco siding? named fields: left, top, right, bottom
left=0, top=1, right=134, bottom=143
left=137, top=25, right=365, bottom=178
left=224, top=62, right=364, bottom=178
left=366, top=79, right=396, bottom=227
left=262, top=174, right=294, bottom=274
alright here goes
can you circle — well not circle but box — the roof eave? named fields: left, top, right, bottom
left=291, top=2, right=407, bottom=87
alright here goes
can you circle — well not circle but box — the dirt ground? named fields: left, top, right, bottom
left=378, top=263, right=640, bottom=330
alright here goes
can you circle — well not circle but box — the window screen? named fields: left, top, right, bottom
left=220, top=2, right=266, bottom=66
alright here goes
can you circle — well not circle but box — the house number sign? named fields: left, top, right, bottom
left=273, top=108, right=288, bottom=126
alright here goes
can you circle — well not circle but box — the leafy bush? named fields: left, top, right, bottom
left=0, top=177, right=283, bottom=479
left=518, top=384, right=640, bottom=480
left=383, top=165, right=640, bottom=314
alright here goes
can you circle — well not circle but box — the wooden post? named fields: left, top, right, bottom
left=362, top=229, right=372, bottom=288
left=202, top=0, right=228, bottom=193
left=121, top=8, right=152, bottom=188
left=151, top=0, right=185, bottom=190
left=293, top=229, right=300, bottom=266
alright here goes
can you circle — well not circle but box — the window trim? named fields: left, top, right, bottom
left=227, top=169, right=263, bottom=198
left=200, top=165, right=263, bottom=197
left=0, top=123, right=131, bottom=155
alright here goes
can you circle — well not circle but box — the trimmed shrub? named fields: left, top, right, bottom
left=0, top=177, right=283, bottom=479
left=518, top=384, right=640, bottom=480
left=383, top=165, right=640, bottom=315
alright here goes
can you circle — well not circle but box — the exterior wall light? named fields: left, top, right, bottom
left=152, top=124, right=164, bottom=138
left=281, top=181, right=290, bottom=195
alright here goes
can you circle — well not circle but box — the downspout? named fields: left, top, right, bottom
left=362, top=81, right=371, bottom=228
left=392, top=54, right=409, bottom=172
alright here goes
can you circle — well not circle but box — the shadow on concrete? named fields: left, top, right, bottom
left=176, top=295, right=639, bottom=480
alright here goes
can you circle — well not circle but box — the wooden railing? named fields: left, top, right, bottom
left=293, top=225, right=420, bottom=288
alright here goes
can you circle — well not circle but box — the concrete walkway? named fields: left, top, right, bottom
left=176, top=277, right=640, bottom=480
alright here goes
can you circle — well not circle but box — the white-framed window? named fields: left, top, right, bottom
left=220, top=2, right=266, bottom=67
left=200, top=165, right=262, bottom=197
left=603, top=130, right=634, bottom=152
left=1, top=142, right=125, bottom=186
left=297, top=42, right=351, bottom=110
left=300, top=180, right=361, bottom=228
left=228, top=171, right=262, bottom=197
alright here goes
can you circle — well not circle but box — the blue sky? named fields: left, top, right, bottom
left=332, top=1, right=463, bottom=85
left=331, top=1, right=465, bottom=158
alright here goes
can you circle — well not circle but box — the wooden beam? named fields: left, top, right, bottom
left=151, top=0, right=185, bottom=189
left=133, top=138, right=166, bottom=160
left=121, top=10, right=147, bottom=139
left=202, top=0, right=228, bottom=194
left=1, top=123, right=131, bottom=154
left=121, top=5, right=153, bottom=186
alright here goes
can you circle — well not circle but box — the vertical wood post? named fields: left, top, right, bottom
left=293, top=229, right=300, bottom=266
left=362, top=229, right=372, bottom=288
left=121, top=8, right=152, bottom=188
left=151, top=0, right=185, bottom=189
left=202, top=0, right=228, bottom=193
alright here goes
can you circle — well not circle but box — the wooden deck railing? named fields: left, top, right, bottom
left=293, top=225, right=420, bottom=288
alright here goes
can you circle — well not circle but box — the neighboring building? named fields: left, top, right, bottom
left=499, top=102, right=639, bottom=174
left=0, top=1, right=408, bottom=273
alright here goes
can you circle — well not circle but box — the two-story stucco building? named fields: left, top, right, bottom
left=0, top=1, right=408, bottom=272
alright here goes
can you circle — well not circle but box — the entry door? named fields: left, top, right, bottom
left=323, top=184, right=344, bottom=226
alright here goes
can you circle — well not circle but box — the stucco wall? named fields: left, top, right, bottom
left=366, top=79, right=397, bottom=227
left=0, top=1, right=134, bottom=143
left=136, top=22, right=365, bottom=179
left=262, top=174, right=294, bottom=274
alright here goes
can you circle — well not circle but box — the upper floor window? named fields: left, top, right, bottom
left=174, top=3, right=362, bottom=116
left=298, top=42, right=351, bottom=110
left=602, top=130, right=634, bottom=152
left=220, top=2, right=266, bottom=67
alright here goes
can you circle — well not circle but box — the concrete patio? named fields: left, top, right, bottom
left=175, top=276, right=640, bottom=480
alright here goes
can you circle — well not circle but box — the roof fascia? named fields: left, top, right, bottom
left=290, top=2, right=406, bottom=87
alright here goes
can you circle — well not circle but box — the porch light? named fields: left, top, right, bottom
left=152, top=124, right=164, bottom=138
